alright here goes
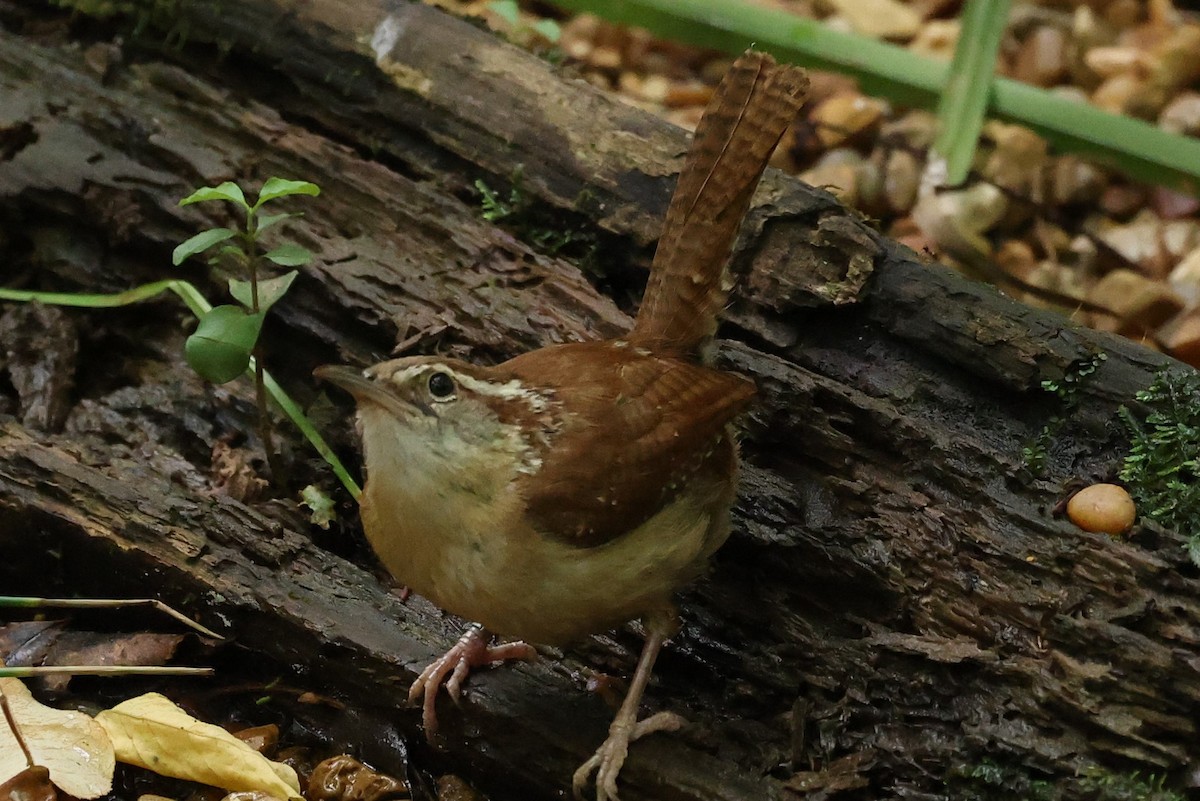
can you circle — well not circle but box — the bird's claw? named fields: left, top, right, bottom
left=572, top=711, right=685, bottom=801
left=408, top=625, right=536, bottom=737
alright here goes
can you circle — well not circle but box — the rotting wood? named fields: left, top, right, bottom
left=1, top=3, right=1198, bottom=800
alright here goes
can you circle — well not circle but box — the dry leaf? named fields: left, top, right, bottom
left=307, top=755, right=408, bottom=801
left=0, top=766, right=56, bottom=801
left=95, top=694, right=300, bottom=800
left=0, top=678, right=114, bottom=799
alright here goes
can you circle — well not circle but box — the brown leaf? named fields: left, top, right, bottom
left=34, top=632, right=185, bottom=693
left=0, top=623, right=65, bottom=669
left=0, top=766, right=57, bottom=801
left=307, top=756, right=408, bottom=801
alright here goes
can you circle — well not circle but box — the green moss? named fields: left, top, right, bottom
left=946, top=760, right=1057, bottom=801
left=1078, top=766, right=1185, bottom=801
left=1022, top=351, right=1108, bottom=474
left=475, top=174, right=595, bottom=259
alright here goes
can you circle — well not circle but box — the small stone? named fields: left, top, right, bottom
left=1169, top=247, right=1200, bottom=307
left=663, top=81, right=713, bottom=109
left=1091, top=73, right=1144, bottom=115
left=810, top=91, right=887, bottom=149
left=1084, top=45, right=1148, bottom=79
left=824, top=0, right=921, bottom=39
left=1013, top=26, right=1069, bottom=87
left=1096, top=210, right=1169, bottom=277
left=1050, top=155, right=1109, bottom=207
left=1161, top=310, right=1200, bottom=367
left=800, top=149, right=864, bottom=206
left=1104, top=0, right=1141, bottom=28
left=1152, top=186, right=1200, bottom=219
left=1099, top=184, right=1148, bottom=218
left=1088, top=268, right=1185, bottom=335
left=883, top=149, right=921, bottom=214
left=909, top=20, right=959, bottom=61
left=911, top=182, right=1008, bottom=261
left=1158, top=91, right=1200, bottom=135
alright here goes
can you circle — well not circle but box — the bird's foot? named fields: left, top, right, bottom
left=408, top=624, right=536, bottom=737
left=572, top=711, right=685, bottom=801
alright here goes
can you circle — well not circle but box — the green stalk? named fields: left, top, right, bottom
left=0, top=283, right=362, bottom=499
left=933, top=0, right=1011, bottom=186
left=549, top=0, right=1200, bottom=194
left=0, top=666, right=213, bottom=677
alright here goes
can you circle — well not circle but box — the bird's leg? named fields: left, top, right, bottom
left=572, top=611, right=686, bottom=801
left=408, top=623, right=537, bottom=737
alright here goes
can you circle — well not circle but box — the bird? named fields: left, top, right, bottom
left=316, top=49, right=808, bottom=801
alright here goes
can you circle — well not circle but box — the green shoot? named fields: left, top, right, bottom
left=0, top=226, right=362, bottom=501
left=175, top=177, right=319, bottom=484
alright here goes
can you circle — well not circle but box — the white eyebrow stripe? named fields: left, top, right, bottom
left=385, top=362, right=552, bottom=413
left=451, top=371, right=550, bottom=412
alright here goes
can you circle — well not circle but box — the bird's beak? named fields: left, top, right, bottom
left=314, top=364, right=418, bottom=419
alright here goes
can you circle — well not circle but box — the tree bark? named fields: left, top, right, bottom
left=1, top=2, right=1197, bottom=800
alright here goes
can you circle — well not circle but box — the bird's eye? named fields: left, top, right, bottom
left=427, top=371, right=456, bottom=400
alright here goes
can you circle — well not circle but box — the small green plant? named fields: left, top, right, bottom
left=946, top=759, right=1057, bottom=801
left=1022, top=352, right=1108, bottom=475
left=1118, top=368, right=1200, bottom=563
left=1078, top=766, right=1184, bottom=801
left=0, top=178, right=360, bottom=503
left=173, top=178, right=318, bottom=481
left=486, top=0, right=562, bottom=45
left=476, top=176, right=585, bottom=256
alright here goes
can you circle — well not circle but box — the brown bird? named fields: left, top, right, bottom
left=316, top=50, right=807, bottom=801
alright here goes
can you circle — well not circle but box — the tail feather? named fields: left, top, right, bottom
left=629, top=51, right=808, bottom=360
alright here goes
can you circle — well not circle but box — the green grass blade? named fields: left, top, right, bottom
left=932, top=0, right=1011, bottom=186
left=549, top=0, right=1200, bottom=194
left=0, top=666, right=213, bottom=677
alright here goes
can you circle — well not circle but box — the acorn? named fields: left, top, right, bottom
left=1067, top=483, right=1136, bottom=536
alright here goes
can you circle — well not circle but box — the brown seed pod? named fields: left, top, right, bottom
left=1067, top=483, right=1136, bottom=535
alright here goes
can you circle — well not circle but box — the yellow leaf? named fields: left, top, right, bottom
left=95, top=693, right=300, bottom=799
left=0, top=677, right=115, bottom=798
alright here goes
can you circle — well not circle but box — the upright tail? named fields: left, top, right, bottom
left=629, top=50, right=808, bottom=360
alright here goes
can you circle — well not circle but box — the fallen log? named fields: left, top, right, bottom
left=1, top=2, right=1197, bottom=799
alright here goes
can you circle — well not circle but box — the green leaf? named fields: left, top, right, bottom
left=254, top=178, right=320, bottom=208
left=930, top=0, right=1011, bottom=186
left=255, top=212, right=298, bottom=233
left=532, top=18, right=561, bottom=42
left=300, top=484, right=337, bottom=529
left=487, top=0, right=520, bottom=25
left=185, top=305, right=264, bottom=384
left=179, top=182, right=248, bottom=209
left=263, top=242, right=312, bottom=267
left=172, top=228, right=237, bottom=266
left=229, top=270, right=298, bottom=312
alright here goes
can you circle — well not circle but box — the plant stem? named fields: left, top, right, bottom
left=0, top=666, right=214, bottom=677
left=243, top=217, right=283, bottom=484
left=0, top=596, right=222, bottom=639
left=0, top=689, right=35, bottom=769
